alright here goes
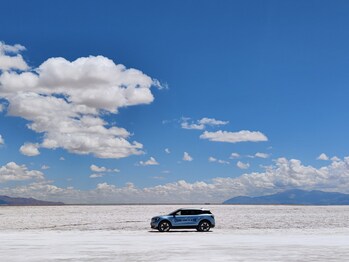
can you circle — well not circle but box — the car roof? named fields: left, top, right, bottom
left=177, top=208, right=210, bottom=211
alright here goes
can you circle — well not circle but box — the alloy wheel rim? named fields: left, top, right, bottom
left=201, top=222, right=209, bottom=231
left=161, top=222, right=169, bottom=231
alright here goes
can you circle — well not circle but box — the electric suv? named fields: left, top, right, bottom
left=150, top=208, right=215, bottom=232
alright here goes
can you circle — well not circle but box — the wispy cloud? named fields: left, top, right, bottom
left=41, top=165, right=50, bottom=170
left=152, top=176, right=165, bottom=180
left=180, top=117, right=228, bottom=130
left=208, top=157, right=229, bottom=164
left=200, top=130, right=268, bottom=143
left=89, top=173, right=104, bottom=178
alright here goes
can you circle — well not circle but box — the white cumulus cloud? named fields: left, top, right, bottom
left=90, top=164, right=119, bottom=172
left=237, top=161, right=250, bottom=169
left=181, top=122, right=204, bottom=130
left=200, top=130, right=268, bottom=143
left=0, top=134, right=4, bottom=145
left=198, top=117, right=229, bottom=126
left=183, top=152, right=193, bottom=162
left=19, top=143, right=40, bottom=156
left=208, top=156, right=217, bottom=162
left=317, top=153, right=329, bottom=161
left=255, top=152, right=270, bottom=159
left=90, top=164, right=107, bottom=172
left=230, top=153, right=240, bottom=159
left=331, top=156, right=340, bottom=162
left=0, top=42, right=161, bottom=159
left=0, top=41, right=29, bottom=71
left=0, top=162, right=44, bottom=182
left=139, top=157, right=159, bottom=166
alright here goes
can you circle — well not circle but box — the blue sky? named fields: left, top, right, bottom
left=1, top=0, right=349, bottom=203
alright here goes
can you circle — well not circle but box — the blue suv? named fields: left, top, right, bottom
left=150, top=208, right=215, bottom=232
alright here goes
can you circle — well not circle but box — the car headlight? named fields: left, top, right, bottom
left=152, top=217, right=160, bottom=222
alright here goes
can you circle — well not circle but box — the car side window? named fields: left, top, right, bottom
left=183, top=210, right=199, bottom=215
left=181, top=210, right=190, bottom=216
left=175, top=210, right=182, bottom=215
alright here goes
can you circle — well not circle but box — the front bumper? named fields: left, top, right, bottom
left=150, top=219, right=160, bottom=229
left=150, top=222, right=158, bottom=229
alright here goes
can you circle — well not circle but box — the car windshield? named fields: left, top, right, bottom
left=168, top=209, right=180, bottom=215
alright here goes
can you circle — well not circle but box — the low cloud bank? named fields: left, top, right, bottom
left=1, top=157, right=349, bottom=203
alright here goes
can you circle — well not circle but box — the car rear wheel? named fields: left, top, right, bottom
left=158, top=221, right=171, bottom=232
left=197, top=220, right=211, bottom=232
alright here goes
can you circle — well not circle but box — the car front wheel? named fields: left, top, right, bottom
left=158, top=221, right=171, bottom=232
left=197, top=220, right=211, bottom=232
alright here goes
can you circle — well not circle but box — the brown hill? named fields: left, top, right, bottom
left=0, top=195, right=64, bottom=206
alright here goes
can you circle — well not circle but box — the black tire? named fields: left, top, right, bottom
left=197, top=220, right=211, bottom=232
left=158, top=221, right=171, bottom=232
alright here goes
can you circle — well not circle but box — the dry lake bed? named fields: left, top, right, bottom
left=1, top=205, right=349, bottom=261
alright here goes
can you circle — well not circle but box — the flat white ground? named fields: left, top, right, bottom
left=1, top=205, right=349, bottom=261
left=1, top=230, right=349, bottom=261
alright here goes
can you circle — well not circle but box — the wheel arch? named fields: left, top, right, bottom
left=198, top=219, right=211, bottom=226
left=159, top=219, right=172, bottom=227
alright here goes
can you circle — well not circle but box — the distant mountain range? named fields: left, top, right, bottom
left=0, top=195, right=64, bottom=206
left=223, top=189, right=349, bottom=205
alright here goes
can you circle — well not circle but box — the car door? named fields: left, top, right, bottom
left=183, top=210, right=200, bottom=226
left=175, top=210, right=198, bottom=227
left=169, top=210, right=184, bottom=227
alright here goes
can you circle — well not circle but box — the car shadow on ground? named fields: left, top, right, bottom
left=148, top=230, right=213, bottom=233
